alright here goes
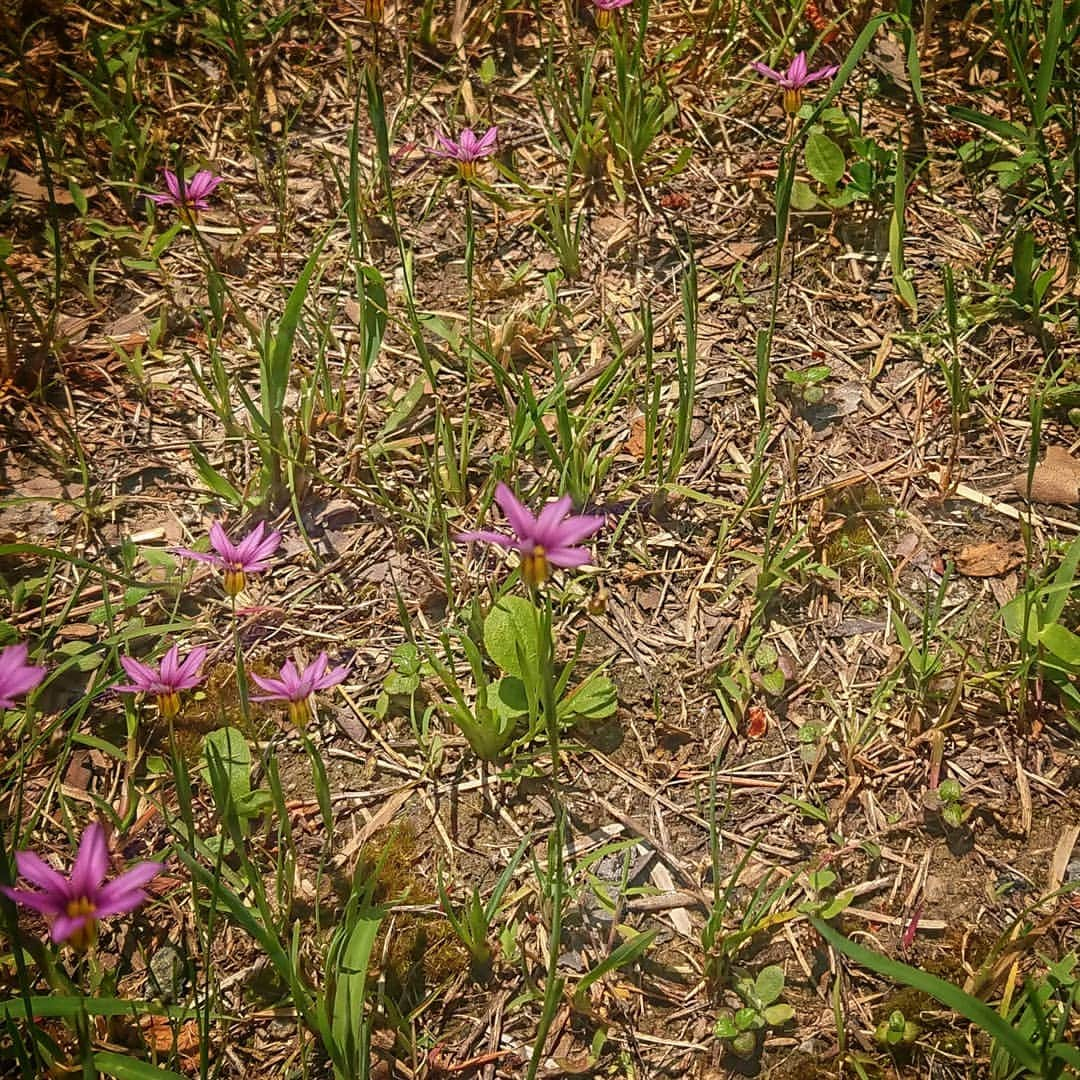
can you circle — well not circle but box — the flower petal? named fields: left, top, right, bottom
left=1, top=884, right=66, bottom=916
left=550, top=513, right=605, bottom=547
left=788, top=51, right=808, bottom=86
left=544, top=546, right=594, bottom=569
left=51, top=913, right=90, bottom=943
left=533, top=495, right=575, bottom=541
left=493, top=483, right=536, bottom=540
left=209, top=522, right=237, bottom=562
left=454, top=529, right=515, bottom=549
left=70, top=823, right=109, bottom=898
left=750, top=61, right=784, bottom=82
left=13, top=851, right=68, bottom=896
left=95, top=861, right=163, bottom=917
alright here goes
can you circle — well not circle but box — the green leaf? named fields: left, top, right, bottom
left=92, top=1053, right=187, bottom=1080
left=754, top=965, right=785, bottom=1005
left=329, top=906, right=384, bottom=1077
left=573, top=929, right=657, bottom=1005
left=483, top=595, right=541, bottom=679
left=760, top=668, right=785, bottom=696
left=810, top=917, right=1043, bottom=1073
left=558, top=672, right=618, bottom=721
left=763, top=1003, right=795, bottom=1027
left=805, top=133, right=845, bottom=188
left=187, top=443, right=243, bottom=506
left=790, top=180, right=818, bottom=211
left=202, top=727, right=252, bottom=808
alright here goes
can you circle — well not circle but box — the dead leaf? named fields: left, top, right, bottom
left=624, top=413, right=647, bottom=459
left=1012, top=446, right=1080, bottom=505
left=955, top=539, right=1025, bottom=577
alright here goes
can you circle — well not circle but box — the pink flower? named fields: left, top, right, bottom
left=114, top=643, right=208, bottom=721
left=146, top=169, right=223, bottom=219
left=750, top=52, right=839, bottom=114
left=430, top=126, right=498, bottom=179
left=0, top=642, right=46, bottom=709
left=171, top=521, right=281, bottom=597
left=1, top=823, right=163, bottom=949
left=456, top=482, right=605, bottom=587
left=251, top=653, right=350, bottom=725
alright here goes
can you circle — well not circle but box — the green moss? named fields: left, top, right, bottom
left=357, top=824, right=469, bottom=1003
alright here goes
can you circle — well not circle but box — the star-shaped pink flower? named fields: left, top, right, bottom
left=456, top=482, right=604, bottom=586
left=1, top=823, right=163, bottom=948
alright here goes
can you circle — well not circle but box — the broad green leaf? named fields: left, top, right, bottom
left=483, top=595, right=541, bottom=680
left=558, top=673, right=618, bottom=721
left=804, top=133, right=845, bottom=188
left=202, top=727, right=252, bottom=808
left=754, top=965, right=785, bottom=1006
left=763, top=1003, right=795, bottom=1026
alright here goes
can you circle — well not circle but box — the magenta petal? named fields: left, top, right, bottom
left=159, top=645, right=181, bottom=686
left=788, top=52, right=808, bottom=85
left=174, top=647, right=207, bottom=688
left=493, top=483, right=536, bottom=539
left=171, top=546, right=221, bottom=566
left=1, top=884, right=66, bottom=916
left=13, top=851, right=68, bottom=895
left=432, top=132, right=461, bottom=158
left=750, top=61, right=784, bottom=82
left=455, top=529, right=515, bottom=549
left=209, top=522, right=237, bottom=561
left=70, top=824, right=109, bottom=898
left=533, top=495, right=575, bottom=537
left=475, top=126, right=498, bottom=154
left=250, top=673, right=289, bottom=698
left=551, top=513, right=605, bottom=546
left=51, top=914, right=90, bottom=943
left=315, top=663, right=349, bottom=691
left=807, top=64, right=839, bottom=83
left=544, top=546, right=594, bottom=568
left=118, top=655, right=157, bottom=689
left=95, top=862, right=163, bottom=916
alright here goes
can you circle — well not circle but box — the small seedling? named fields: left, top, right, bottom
left=714, top=965, right=795, bottom=1060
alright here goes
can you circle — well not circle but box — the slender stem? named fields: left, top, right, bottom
left=528, top=589, right=565, bottom=1080
left=232, top=596, right=250, bottom=724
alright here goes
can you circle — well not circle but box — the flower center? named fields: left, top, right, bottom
left=595, top=7, right=613, bottom=28
left=223, top=564, right=247, bottom=596
left=155, top=691, right=181, bottom=721
left=521, top=544, right=550, bottom=587
left=457, top=159, right=478, bottom=181
left=65, top=896, right=98, bottom=951
left=365, top=0, right=383, bottom=21
left=783, top=87, right=803, bottom=115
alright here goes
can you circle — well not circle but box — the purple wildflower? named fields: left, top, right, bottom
left=750, top=52, right=839, bottom=114
left=146, top=168, right=223, bottom=220
left=1, top=823, right=163, bottom=949
left=171, top=521, right=281, bottom=597
left=430, top=126, right=498, bottom=179
left=114, top=643, right=208, bottom=721
left=591, top=0, right=633, bottom=27
left=0, top=642, right=46, bottom=710
left=456, top=482, right=605, bottom=587
left=251, top=653, right=350, bottom=725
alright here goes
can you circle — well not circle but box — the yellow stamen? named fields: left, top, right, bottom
left=65, top=896, right=98, bottom=951
left=365, top=0, right=383, bottom=21
left=223, top=566, right=246, bottom=596
left=783, top=87, right=803, bottom=115
left=287, top=699, right=310, bottom=726
left=457, top=160, right=477, bottom=181
left=595, top=8, right=613, bottom=28
left=521, top=545, right=550, bottom=588
left=156, top=691, right=181, bottom=721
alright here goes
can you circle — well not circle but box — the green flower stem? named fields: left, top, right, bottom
left=528, top=588, right=566, bottom=1080
left=231, top=596, right=250, bottom=724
